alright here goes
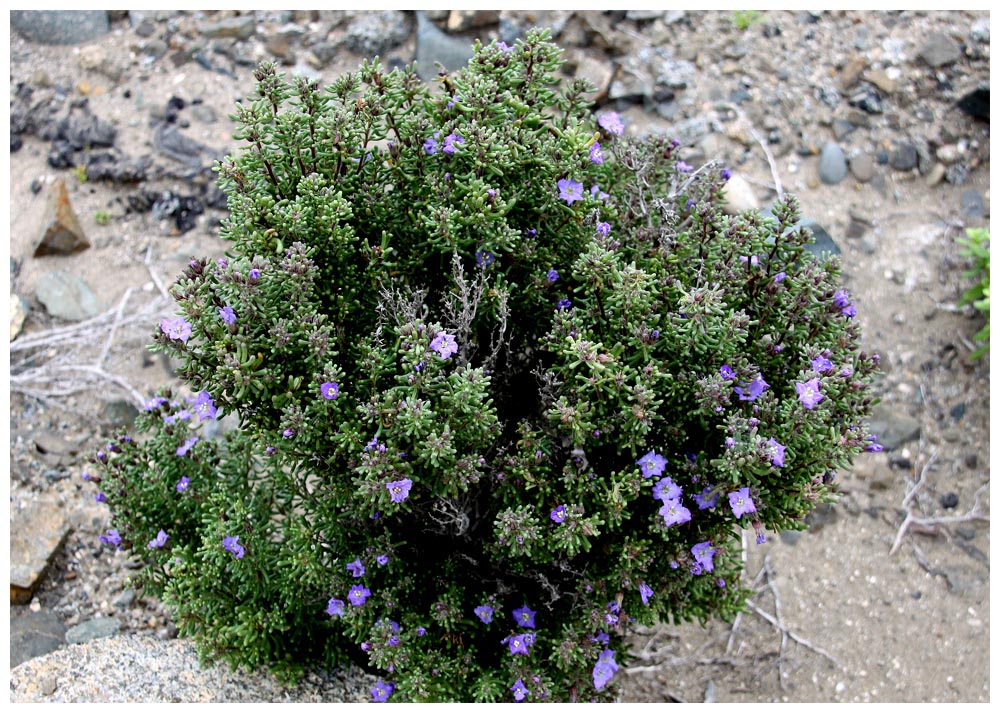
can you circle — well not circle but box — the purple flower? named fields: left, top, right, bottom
left=795, top=377, right=825, bottom=409
left=592, top=648, right=619, bottom=690
left=513, top=605, right=537, bottom=629
left=442, top=132, right=464, bottom=154
left=144, top=396, right=167, bottom=411
left=546, top=269, right=559, bottom=283
left=416, top=626, right=426, bottom=636
left=589, top=141, right=604, bottom=164
left=176, top=436, right=199, bottom=457
left=376, top=553, right=390, bottom=566
left=638, top=582, right=653, bottom=605
left=282, top=428, right=295, bottom=439
left=722, top=167, right=732, bottom=180
left=719, top=364, right=736, bottom=380
left=94, top=492, right=107, bottom=503
left=176, top=476, right=190, bottom=492
left=505, top=633, right=532, bottom=655
left=659, top=498, right=692, bottom=527
left=218, top=305, right=237, bottom=326
left=590, top=184, right=609, bottom=201
left=148, top=529, right=168, bottom=549
left=598, top=111, right=624, bottom=136
left=811, top=354, right=834, bottom=372
left=652, top=477, right=682, bottom=502
left=222, top=535, right=245, bottom=559
left=476, top=249, right=495, bottom=267
left=99, top=529, right=122, bottom=548
left=430, top=332, right=458, bottom=359
left=550, top=505, right=568, bottom=523
left=326, top=598, right=346, bottom=617
left=556, top=298, right=573, bottom=310
left=188, top=391, right=217, bottom=420
left=734, top=375, right=769, bottom=401
left=497, top=40, right=512, bottom=52
left=773, top=271, right=787, bottom=283
left=348, top=585, right=371, bottom=606
left=596, top=221, right=611, bottom=237
left=371, top=680, right=394, bottom=703
left=691, top=541, right=716, bottom=573
left=386, top=478, right=413, bottom=503
left=321, top=381, right=340, bottom=400
left=676, top=160, right=693, bottom=173
left=729, top=487, right=757, bottom=517
left=834, top=289, right=857, bottom=317
left=475, top=604, right=494, bottom=624
left=557, top=177, right=584, bottom=204
left=248, top=268, right=261, bottom=282
left=694, top=486, right=719, bottom=510
left=423, top=132, right=440, bottom=154
left=510, top=678, right=529, bottom=702
left=160, top=316, right=192, bottom=342
left=636, top=450, right=667, bottom=479
left=865, top=435, right=884, bottom=453
left=765, top=437, right=786, bottom=467
left=347, top=558, right=365, bottom=578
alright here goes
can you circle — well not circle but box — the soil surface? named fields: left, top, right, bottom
left=7, top=10, right=990, bottom=703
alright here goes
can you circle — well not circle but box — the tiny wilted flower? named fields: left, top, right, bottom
left=176, top=437, right=199, bottom=457
left=326, top=598, right=345, bottom=617
left=222, top=535, right=245, bottom=559
left=219, top=305, right=237, bottom=326
left=597, top=111, right=624, bottom=135
left=99, top=529, right=122, bottom=548
left=592, top=649, right=619, bottom=690
left=148, top=529, right=168, bottom=549
left=347, top=558, right=365, bottom=577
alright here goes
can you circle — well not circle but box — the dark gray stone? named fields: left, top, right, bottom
left=415, top=11, right=475, bottom=82
left=889, top=142, right=918, bottom=171
left=917, top=32, right=962, bottom=68
left=345, top=10, right=411, bottom=58
left=818, top=141, right=848, bottom=184
left=801, top=220, right=841, bottom=258
left=35, top=269, right=103, bottom=322
left=66, top=617, right=122, bottom=645
left=867, top=403, right=921, bottom=451
left=10, top=610, right=67, bottom=668
left=197, top=15, right=256, bottom=40
left=11, top=10, right=109, bottom=45
left=849, top=152, right=875, bottom=182
left=961, top=189, right=985, bottom=218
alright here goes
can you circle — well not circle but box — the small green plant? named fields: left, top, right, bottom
left=85, top=31, right=880, bottom=702
left=95, top=209, right=111, bottom=226
left=957, top=227, right=989, bottom=359
left=731, top=10, right=763, bottom=31
left=71, top=164, right=88, bottom=183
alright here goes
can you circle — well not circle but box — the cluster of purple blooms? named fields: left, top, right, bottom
left=424, top=131, right=464, bottom=155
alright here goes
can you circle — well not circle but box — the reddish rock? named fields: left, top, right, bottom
left=34, top=179, right=90, bottom=257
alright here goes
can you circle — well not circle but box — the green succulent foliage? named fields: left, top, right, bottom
left=87, top=30, right=880, bottom=703
left=957, top=227, right=989, bottom=359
